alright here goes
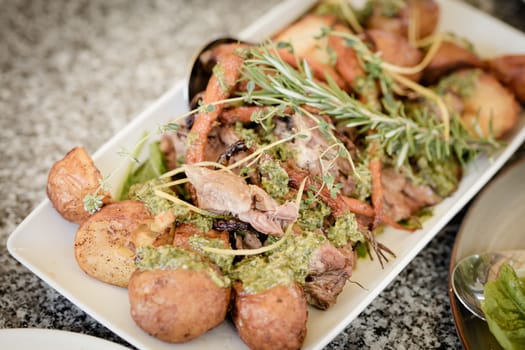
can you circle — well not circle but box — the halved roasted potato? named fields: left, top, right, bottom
left=47, top=146, right=111, bottom=224
left=74, top=200, right=152, bottom=287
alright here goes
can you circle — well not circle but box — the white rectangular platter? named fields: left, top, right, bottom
left=7, top=0, right=525, bottom=349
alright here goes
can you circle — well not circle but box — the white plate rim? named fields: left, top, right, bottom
left=6, top=1, right=525, bottom=349
left=0, top=328, right=129, bottom=349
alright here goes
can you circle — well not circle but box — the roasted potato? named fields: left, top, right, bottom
left=457, top=69, right=520, bottom=139
left=365, top=0, right=439, bottom=40
left=129, top=264, right=231, bottom=343
left=232, top=282, right=308, bottom=350
left=47, top=146, right=111, bottom=224
left=273, top=14, right=336, bottom=58
left=74, top=200, right=152, bottom=287
left=422, top=41, right=482, bottom=84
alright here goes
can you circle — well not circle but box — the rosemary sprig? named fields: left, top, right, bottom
left=239, top=44, right=497, bottom=168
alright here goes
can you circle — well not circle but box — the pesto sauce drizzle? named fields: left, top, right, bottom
left=327, top=212, right=364, bottom=248
left=234, top=122, right=259, bottom=148
left=233, top=121, right=296, bottom=162
left=135, top=245, right=230, bottom=288
left=259, top=157, right=290, bottom=199
left=176, top=212, right=214, bottom=233
left=129, top=178, right=213, bottom=232
left=128, top=178, right=175, bottom=215
left=411, top=156, right=459, bottom=197
left=434, top=69, right=479, bottom=99
left=231, top=231, right=327, bottom=293
left=188, top=235, right=235, bottom=274
left=231, top=256, right=295, bottom=294
left=269, top=231, right=327, bottom=283
left=297, top=198, right=331, bottom=232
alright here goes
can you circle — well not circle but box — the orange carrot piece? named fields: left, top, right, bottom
left=186, top=50, right=244, bottom=164
left=276, top=48, right=347, bottom=89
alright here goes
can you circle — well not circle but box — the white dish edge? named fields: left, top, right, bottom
left=7, top=0, right=525, bottom=349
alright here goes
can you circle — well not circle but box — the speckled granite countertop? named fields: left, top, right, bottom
left=1, top=0, right=524, bottom=349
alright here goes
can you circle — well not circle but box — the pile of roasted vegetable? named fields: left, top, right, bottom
left=46, top=0, right=524, bottom=349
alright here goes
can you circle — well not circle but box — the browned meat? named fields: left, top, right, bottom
left=184, top=165, right=298, bottom=236
left=237, top=210, right=284, bottom=235
left=422, top=41, right=482, bottom=84
left=305, top=267, right=352, bottom=310
left=276, top=113, right=355, bottom=196
left=184, top=164, right=252, bottom=213
left=308, top=241, right=348, bottom=275
left=486, top=54, right=525, bottom=103
left=304, top=241, right=353, bottom=310
left=381, top=167, right=441, bottom=221
left=232, top=282, right=308, bottom=350
left=240, top=230, right=263, bottom=249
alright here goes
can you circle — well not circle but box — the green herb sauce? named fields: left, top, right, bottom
left=231, top=256, right=295, bottom=294
left=128, top=178, right=174, bottom=215
left=170, top=203, right=214, bottom=233
left=135, top=245, right=230, bottom=288
left=268, top=231, right=327, bottom=283
left=234, top=122, right=259, bottom=148
left=434, top=69, right=479, bottom=99
left=188, top=235, right=234, bottom=274
left=352, top=160, right=373, bottom=201
left=259, top=157, right=290, bottom=199
left=327, top=212, right=364, bottom=248
left=297, top=199, right=331, bottom=232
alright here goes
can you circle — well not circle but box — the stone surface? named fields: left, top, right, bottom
left=1, top=0, right=524, bottom=349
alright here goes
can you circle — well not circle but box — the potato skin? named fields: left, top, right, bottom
left=74, top=200, right=152, bottom=287
left=128, top=268, right=231, bottom=343
left=232, top=282, right=308, bottom=350
left=47, top=146, right=111, bottom=224
left=459, top=70, right=520, bottom=139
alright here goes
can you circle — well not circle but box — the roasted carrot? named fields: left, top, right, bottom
left=328, top=26, right=365, bottom=90
left=186, top=48, right=244, bottom=164
left=276, top=48, right=347, bottom=89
